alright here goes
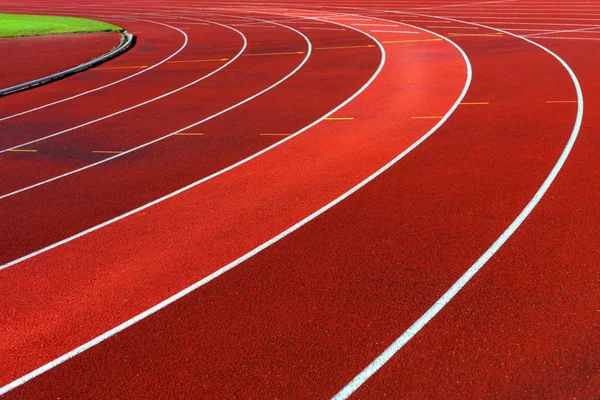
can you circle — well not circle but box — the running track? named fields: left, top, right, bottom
left=0, top=1, right=598, bottom=398
left=0, top=31, right=121, bottom=90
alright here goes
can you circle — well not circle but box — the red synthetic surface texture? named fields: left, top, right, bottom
left=0, top=21, right=241, bottom=151
left=0, top=19, right=184, bottom=117
left=0, top=31, right=122, bottom=89
left=351, top=37, right=600, bottom=400
left=0, top=19, right=378, bottom=264
left=1, top=0, right=598, bottom=399
left=0, top=24, right=465, bottom=388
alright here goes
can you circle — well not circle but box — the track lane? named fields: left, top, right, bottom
left=289, top=3, right=598, bottom=398
left=300, top=4, right=588, bottom=397
left=0, top=13, right=389, bottom=266
left=0, top=10, right=384, bottom=386
left=0, top=12, right=322, bottom=190
left=1, top=7, right=581, bottom=398
left=2, top=0, right=598, bottom=398
left=0, top=17, right=186, bottom=120
left=0, top=15, right=468, bottom=397
left=330, top=10, right=599, bottom=400
left=0, top=31, right=122, bottom=91
left=0, top=13, right=317, bottom=264
left=0, top=20, right=243, bottom=152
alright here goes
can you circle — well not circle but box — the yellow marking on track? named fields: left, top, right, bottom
left=243, top=51, right=305, bottom=56
left=260, top=133, right=291, bottom=136
left=92, top=150, right=123, bottom=154
left=546, top=100, right=577, bottom=103
left=175, top=132, right=205, bottom=136
left=411, top=116, right=443, bottom=119
left=8, top=149, right=37, bottom=153
left=315, top=44, right=375, bottom=50
left=382, top=38, right=443, bottom=44
left=166, top=58, right=229, bottom=64
left=325, top=117, right=354, bottom=121
left=95, top=65, right=148, bottom=70
left=460, top=102, right=489, bottom=105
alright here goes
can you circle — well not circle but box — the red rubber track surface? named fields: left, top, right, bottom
left=0, top=31, right=121, bottom=90
left=1, top=0, right=599, bottom=399
left=350, top=37, right=599, bottom=400
left=0, top=19, right=465, bottom=387
left=0, top=16, right=381, bottom=264
left=0, top=20, right=238, bottom=151
left=0, top=19, right=184, bottom=117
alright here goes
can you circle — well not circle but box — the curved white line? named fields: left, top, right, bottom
left=0, top=13, right=381, bottom=396
left=0, top=13, right=322, bottom=200
left=0, top=8, right=472, bottom=396
left=0, top=17, right=188, bottom=123
left=332, top=9, right=583, bottom=399
left=0, top=16, right=251, bottom=198
left=0, top=13, right=313, bottom=261
left=0, top=17, right=241, bottom=154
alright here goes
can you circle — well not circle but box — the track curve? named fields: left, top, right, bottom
left=0, top=1, right=598, bottom=398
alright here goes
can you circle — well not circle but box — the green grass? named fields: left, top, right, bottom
left=0, top=13, right=122, bottom=38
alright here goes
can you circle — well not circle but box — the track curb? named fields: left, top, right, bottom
left=0, top=30, right=134, bottom=97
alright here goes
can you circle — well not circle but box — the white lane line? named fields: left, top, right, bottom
left=425, top=10, right=600, bottom=17
left=0, top=15, right=313, bottom=266
left=300, top=26, right=346, bottom=30
left=531, top=36, right=600, bottom=40
left=0, top=21, right=205, bottom=154
left=286, top=21, right=326, bottom=24
left=447, top=32, right=504, bottom=36
left=524, top=25, right=600, bottom=37
left=371, top=30, right=419, bottom=33
left=325, top=18, right=373, bottom=21
left=232, top=22, right=277, bottom=27
left=495, top=28, right=557, bottom=32
left=411, top=0, right=517, bottom=11
left=0, top=18, right=187, bottom=123
left=403, top=19, right=452, bottom=23
left=0, top=17, right=307, bottom=200
left=352, top=23, right=399, bottom=27
left=427, top=25, right=480, bottom=29
left=491, top=21, right=600, bottom=27
left=443, top=9, right=600, bottom=14
left=426, top=15, right=600, bottom=22
left=0, top=15, right=386, bottom=396
left=471, top=21, right=600, bottom=26
left=332, top=9, right=583, bottom=399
